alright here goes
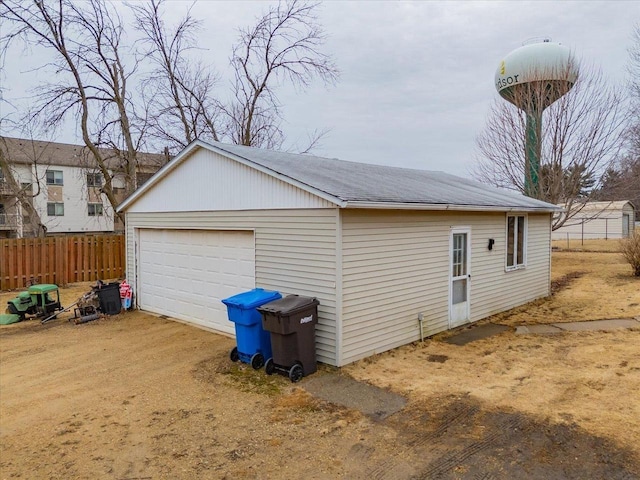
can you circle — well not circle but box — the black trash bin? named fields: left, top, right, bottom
left=96, top=282, right=121, bottom=315
left=257, top=295, right=319, bottom=382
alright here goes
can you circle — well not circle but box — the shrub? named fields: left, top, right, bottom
left=620, top=231, right=640, bottom=277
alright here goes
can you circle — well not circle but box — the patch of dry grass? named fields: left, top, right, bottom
left=491, top=249, right=640, bottom=326
left=552, top=237, right=625, bottom=252
left=345, top=328, right=640, bottom=456
left=344, top=248, right=640, bottom=457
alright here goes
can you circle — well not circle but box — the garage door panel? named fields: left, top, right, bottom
left=138, top=229, right=255, bottom=334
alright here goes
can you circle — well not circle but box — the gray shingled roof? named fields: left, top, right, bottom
left=206, top=141, right=557, bottom=211
left=1, top=136, right=167, bottom=170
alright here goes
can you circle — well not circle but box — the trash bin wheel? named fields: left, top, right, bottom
left=289, top=363, right=304, bottom=383
left=250, top=352, right=265, bottom=370
left=265, top=358, right=275, bottom=375
left=230, top=347, right=239, bottom=362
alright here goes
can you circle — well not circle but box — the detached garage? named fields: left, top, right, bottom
left=119, top=140, right=558, bottom=367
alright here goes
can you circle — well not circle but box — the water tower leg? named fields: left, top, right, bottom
left=524, top=110, right=542, bottom=199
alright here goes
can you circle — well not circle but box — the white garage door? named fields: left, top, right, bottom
left=137, top=229, right=255, bottom=335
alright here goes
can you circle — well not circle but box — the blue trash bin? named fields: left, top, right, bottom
left=222, top=288, right=282, bottom=369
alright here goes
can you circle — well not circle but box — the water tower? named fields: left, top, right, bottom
left=495, top=39, right=578, bottom=198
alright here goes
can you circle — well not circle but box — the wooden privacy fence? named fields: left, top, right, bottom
left=0, top=235, right=125, bottom=291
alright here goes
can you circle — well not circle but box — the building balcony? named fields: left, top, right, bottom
left=0, top=213, right=20, bottom=231
left=0, top=180, right=13, bottom=196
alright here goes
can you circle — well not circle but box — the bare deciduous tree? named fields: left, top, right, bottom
left=595, top=156, right=640, bottom=217
left=131, top=0, right=222, bottom=151
left=474, top=64, right=630, bottom=230
left=625, top=25, right=640, bottom=169
left=629, top=25, right=640, bottom=106
left=225, top=0, right=338, bottom=149
left=596, top=25, right=640, bottom=219
left=1, top=0, right=338, bottom=237
left=0, top=137, right=47, bottom=237
left=1, top=0, right=146, bottom=224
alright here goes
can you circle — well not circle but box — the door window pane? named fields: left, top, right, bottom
left=452, top=233, right=467, bottom=277
left=452, top=278, right=467, bottom=304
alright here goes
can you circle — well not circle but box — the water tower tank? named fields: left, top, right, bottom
left=494, top=39, right=578, bottom=199
left=495, top=39, right=578, bottom=110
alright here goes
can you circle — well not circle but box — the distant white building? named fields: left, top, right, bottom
left=1, top=137, right=166, bottom=238
left=552, top=201, right=636, bottom=241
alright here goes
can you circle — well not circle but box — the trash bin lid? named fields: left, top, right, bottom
left=257, top=294, right=319, bottom=316
left=221, top=288, right=282, bottom=309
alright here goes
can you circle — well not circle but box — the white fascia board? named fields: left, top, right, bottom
left=200, top=141, right=346, bottom=208
left=344, top=201, right=560, bottom=213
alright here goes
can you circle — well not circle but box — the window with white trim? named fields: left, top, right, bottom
left=87, top=172, right=103, bottom=188
left=47, top=202, right=64, bottom=216
left=506, top=214, right=526, bottom=270
left=46, top=170, right=64, bottom=185
left=88, top=203, right=104, bottom=216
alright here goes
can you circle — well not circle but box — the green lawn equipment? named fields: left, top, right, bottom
left=6, top=284, right=63, bottom=322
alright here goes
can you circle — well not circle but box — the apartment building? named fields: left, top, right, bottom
left=0, top=137, right=166, bottom=238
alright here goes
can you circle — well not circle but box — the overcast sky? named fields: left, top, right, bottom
left=1, top=0, right=636, bottom=178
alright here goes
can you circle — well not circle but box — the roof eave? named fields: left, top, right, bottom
left=343, top=201, right=560, bottom=213
left=118, top=139, right=347, bottom=212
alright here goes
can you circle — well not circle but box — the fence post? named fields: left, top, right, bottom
left=55, top=237, right=65, bottom=287
left=9, top=239, right=16, bottom=289
left=0, top=240, right=8, bottom=290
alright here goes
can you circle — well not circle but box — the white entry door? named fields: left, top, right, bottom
left=449, top=228, right=471, bottom=328
left=137, top=229, right=255, bottom=335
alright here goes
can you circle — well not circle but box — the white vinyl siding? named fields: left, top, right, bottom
left=341, top=210, right=450, bottom=364
left=470, top=213, right=551, bottom=321
left=340, top=210, right=552, bottom=365
left=125, top=209, right=339, bottom=365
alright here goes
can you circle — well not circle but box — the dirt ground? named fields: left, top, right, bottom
left=1, top=241, right=639, bottom=479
